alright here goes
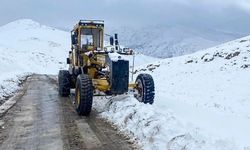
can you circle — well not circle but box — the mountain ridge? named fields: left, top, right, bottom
left=107, top=24, right=243, bottom=58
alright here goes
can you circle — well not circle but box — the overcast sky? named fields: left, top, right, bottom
left=0, top=0, right=250, bottom=34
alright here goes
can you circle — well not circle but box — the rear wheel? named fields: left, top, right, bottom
left=58, top=70, right=71, bottom=97
left=75, top=74, right=93, bottom=116
left=135, top=74, right=155, bottom=104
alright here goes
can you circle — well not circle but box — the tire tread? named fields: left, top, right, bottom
left=136, top=74, right=155, bottom=104
left=76, top=74, right=93, bottom=116
left=58, top=70, right=71, bottom=97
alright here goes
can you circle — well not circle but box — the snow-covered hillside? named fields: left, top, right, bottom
left=0, top=19, right=70, bottom=74
left=96, top=36, right=250, bottom=149
left=0, top=19, right=70, bottom=104
left=107, top=25, right=242, bottom=58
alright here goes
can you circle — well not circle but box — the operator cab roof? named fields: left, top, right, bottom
left=72, top=20, right=104, bottom=32
left=78, top=20, right=104, bottom=27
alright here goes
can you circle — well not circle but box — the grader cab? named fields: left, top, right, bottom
left=58, top=20, right=155, bottom=116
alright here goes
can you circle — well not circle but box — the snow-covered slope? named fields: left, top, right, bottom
left=0, top=19, right=70, bottom=104
left=107, top=25, right=242, bottom=58
left=96, top=36, right=250, bottom=149
left=0, top=19, right=70, bottom=74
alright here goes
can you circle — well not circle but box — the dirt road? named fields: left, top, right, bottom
left=0, top=75, right=134, bottom=150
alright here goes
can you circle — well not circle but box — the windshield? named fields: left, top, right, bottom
left=81, top=35, right=93, bottom=45
left=81, top=28, right=102, bottom=48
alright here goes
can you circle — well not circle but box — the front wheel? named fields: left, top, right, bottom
left=75, top=74, right=93, bottom=116
left=135, top=74, right=155, bottom=104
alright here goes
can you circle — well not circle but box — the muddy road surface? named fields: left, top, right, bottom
left=0, top=75, right=134, bottom=150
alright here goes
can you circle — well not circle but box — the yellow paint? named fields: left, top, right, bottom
left=88, top=68, right=97, bottom=79
left=129, top=83, right=137, bottom=88
left=93, top=79, right=110, bottom=91
left=76, top=87, right=80, bottom=106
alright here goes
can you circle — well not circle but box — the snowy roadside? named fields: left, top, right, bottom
left=93, top=36, right=250, bottom=150
left=0, top=19, right=69, bottom=112
left=93, top=96, right=239, bottom=150
left=0, top=72, right=31, bottom=115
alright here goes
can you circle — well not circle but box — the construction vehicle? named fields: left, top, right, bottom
left=58, top=20, right=155, bottom=116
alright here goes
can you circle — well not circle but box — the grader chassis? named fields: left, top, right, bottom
left=58, top=20, right=155, bottom=116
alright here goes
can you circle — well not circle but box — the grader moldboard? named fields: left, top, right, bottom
left=58, top=20, right=155, bottom=116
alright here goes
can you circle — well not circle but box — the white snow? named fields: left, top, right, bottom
left=108, top=52, right=126, bottom=61
left=0, top=19, right=70, bottom=74
left=0, top=19, right=70, bottom=105
left=1, top=19, right=250, bottom=150
left=94, top=36, right=250, bottom=149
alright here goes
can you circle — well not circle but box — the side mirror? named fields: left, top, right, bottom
left=66, top=58, right=70, bottom=64
left=110, top=37, right=114, bottom=46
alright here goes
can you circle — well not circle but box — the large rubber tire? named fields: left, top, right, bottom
left=75, top=74, right=93, bottom=116
left=135, top=74, right=155, bottom=104
left=58, top=70, right=71, bottom=97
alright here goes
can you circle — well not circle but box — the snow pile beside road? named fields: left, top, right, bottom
left=0, top=72, right=31, bottom=105
left=95, top=35, right=250, bottom=149
left=95, top=96, right=237, bottom=150
left=98, top=96, right=199, bottom=150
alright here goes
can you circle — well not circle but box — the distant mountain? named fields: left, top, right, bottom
left=106, top=25, right=243, bottom=58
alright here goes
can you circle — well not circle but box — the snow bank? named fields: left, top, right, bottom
left=94, top=96, right=239, bottom=150
left=0, top=73, right=30, bottom=105
left=95, top=35, right=250, bottom=149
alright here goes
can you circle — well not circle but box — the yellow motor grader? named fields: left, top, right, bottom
left=58, top=20, right=155, bottom=116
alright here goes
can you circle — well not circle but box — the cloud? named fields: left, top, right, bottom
left=237, top=0, right=250, bottom=12
left=0, top=0, right=249, bottom=34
